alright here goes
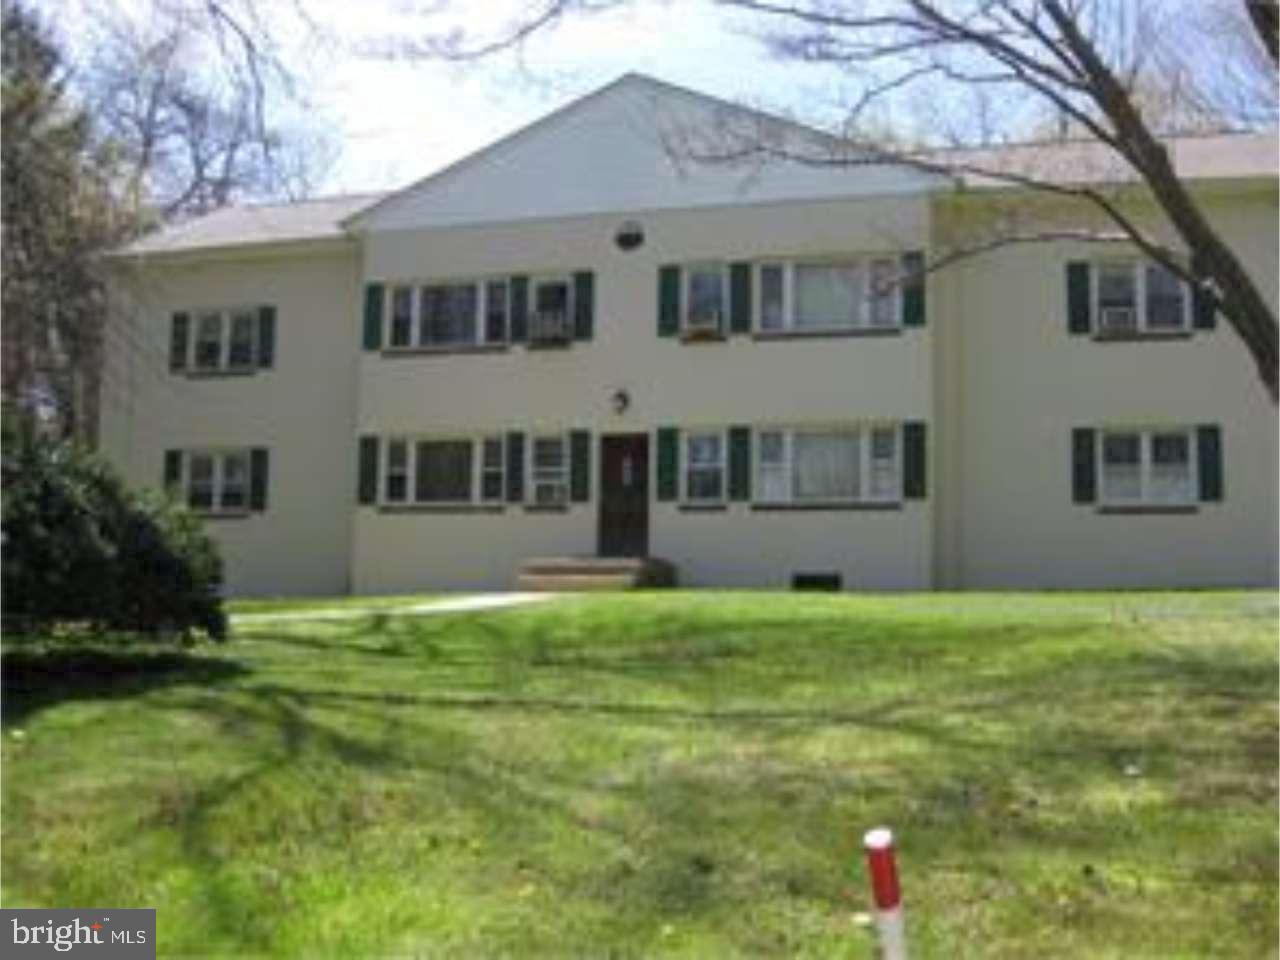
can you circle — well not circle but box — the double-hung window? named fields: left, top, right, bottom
left=684, top=431, right=725, bottom=502
left=1100, top=427, right=1195, bottom=505
left=757, top=257, right=900, bottom=332
left=226, top=310, right=257, bottom=368
left=385, top=279, right=509, bottom=349
left=755, top=425, right=900, bottom=504
left=184, top=450, right=251, bottom=512
left=529, top=277, right=573, bottom=344
left=531, top=435, right=568, bottom=505
left=685, top=263, right=727, bottom=333
left=194, top=312, right=224, bottom=370
left=1094, top=261, right=1189, bottom=334
left=382, top=435, right=505, bottom=505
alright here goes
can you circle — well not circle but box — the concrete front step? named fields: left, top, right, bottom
left=516, top=556, right=677, bottom=591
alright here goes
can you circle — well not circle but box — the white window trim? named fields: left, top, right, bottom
left=683, top=262, right=730, bottom=333
left=682, top=428, right=728, bottom=503
left=383, top=277, right=509, bottom=350
left=382, top=434, right=502, bottom=506
left=752, top=423, right=902, bottom=505
left=1091, top=260, right=1191, bottom=334
left=183, top=448, right=252, bottom=514
left=188, top=305, right=260, bottom=371
left=527, top=432, right=569, bottom=506
left=528, top=275, right=575, bottom=344
left=754, top=256, right=902, bottom=333
left=1096, top=426, right=1198, bottom=506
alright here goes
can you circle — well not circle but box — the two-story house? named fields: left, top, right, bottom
left=101, top=73, right=1279, bottom=595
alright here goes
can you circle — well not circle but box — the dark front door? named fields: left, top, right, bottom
left=599, top=434, right=649, bottom=557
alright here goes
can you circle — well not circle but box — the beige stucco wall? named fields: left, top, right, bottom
left=932, top=185, right=1279, bottom=588
left=101, top=245, right=360, bottom=596
left=352, top=195, right=935, bottom=592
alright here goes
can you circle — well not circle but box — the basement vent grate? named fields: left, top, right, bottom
left=791, top=572, right=842, bottom=591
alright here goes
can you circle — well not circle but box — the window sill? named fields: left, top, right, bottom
left=376, top=504, right=506, bottom=514
left=678, top=330, right=727, bottom=344
left=523, top=504, right=571, bottom=513
left=750, top=501, right=903, bottom=512
left=678, top=503, right=728, bottom=512
left=1090, top=330, right=1193, bottom=342
left=1095, top=504, right=1199, bottom=515
left=194, top=509, right=253, bottom=520
left=525, top=339, right=574, bottom=351
left=752, top=327, right=901, bottom=341
left=380, top=344, right=508, bottom=357
left=184, top=367, right=258, bottom=378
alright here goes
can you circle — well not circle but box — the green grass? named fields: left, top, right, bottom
left=225, top=593, right=445, bottom=615
left=3, top=591, right=1276, bottom=958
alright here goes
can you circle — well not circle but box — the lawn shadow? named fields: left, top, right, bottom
left=2, top=646, right=250, bottom=728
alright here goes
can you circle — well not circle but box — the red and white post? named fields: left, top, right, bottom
left=863, top=827, right=907, bottom=960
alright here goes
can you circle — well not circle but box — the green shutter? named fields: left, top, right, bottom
left=169, top=312, right=189, bottom=372
left=506, top=431, right=525, bottom=502
left=363, top=284, right=384, bottom=351
left=250, top=448, right=269, bottom=511
left=570, top=430, right=591, bottom=502
left=163, top=449, right=183, bottom=490
left=656, top=426, right=679, bottom=501
left=257, top=305, right=276, bottom=368
left=573, top=272, right=594, bottom=341
left=658, top=266, right=681, bottom=337
left=1192, top=282, right=1217, bottom=330
left=510, top=277, right=529, bottom=342
left=1066, top=262, right=1091, bottom=334
left=358, top=436, right=378, bottom=505
left=1072, top=428, right=1097, bottom=503
left=728, top=426, right=751, bottom=500
left=729, top=263, right=752, bottom=334
left=901, top=251, right=926, bottom=327
left=902, top=421, right=927, bottom=499
left=1197, top=425, right=1223, bottom=501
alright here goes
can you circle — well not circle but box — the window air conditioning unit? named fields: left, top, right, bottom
left=686, top=309, right=722, bottom=334
left=529, top=311, right=571, bottom=345
left=1099, top=306, right=1136, bottom=332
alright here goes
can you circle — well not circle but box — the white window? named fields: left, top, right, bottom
left=415, top=439, right=473, bottom=502
left=531, top=435, right=568, bottom=505
left=755, top=425, right=900, bottom=504
left=385, top=439, right=409, bottom=503
left=481, top=437, right=505, bottom=502
left=194, top=312, right=223, bottom=370
left=383, top=278, right=512, bottom=349
left=390, top=286, right=414, bottom=348
left=684, top=431, right=725, bottom=502
left=383, top=435, right=506, bottom=505
left=186, top=306, right=265, bottom=371
left=794, top=262, right=861, bottom=330
left=759, top=264, right=786, bottom=332
left=530, top=277, right=573, bottom=343
left=227, top=310, right=256, bottom=368
left=184, top=450, right=251, bottom=513
left=421, top=283, right=478, bottom=347
left=1094, top=261, right=1188, bottom=333
left=685, top=264, right=726, bottom=332
left=1099, top=427, right=1196, bottom=505
left=755, top=258, right=901, bottom=332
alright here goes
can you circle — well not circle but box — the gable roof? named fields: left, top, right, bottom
left=111, top=73, right=1277, bottom=259
left=941, top=130, right=1278, bottom=189
left=343, top=72, right=937, bottom=232
left=116, top=192, right=385, bottom=258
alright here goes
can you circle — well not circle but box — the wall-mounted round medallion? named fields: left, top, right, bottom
left=614, top=220, right=644, bottom=251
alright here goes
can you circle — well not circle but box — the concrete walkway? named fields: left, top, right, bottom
left=230, top=592, right=559, bottom=625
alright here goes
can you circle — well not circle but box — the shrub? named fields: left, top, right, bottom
left=1, top=423, right=226, bottom=640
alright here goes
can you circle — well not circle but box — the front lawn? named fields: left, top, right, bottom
left=2, top=592, right=1275, bottom=957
